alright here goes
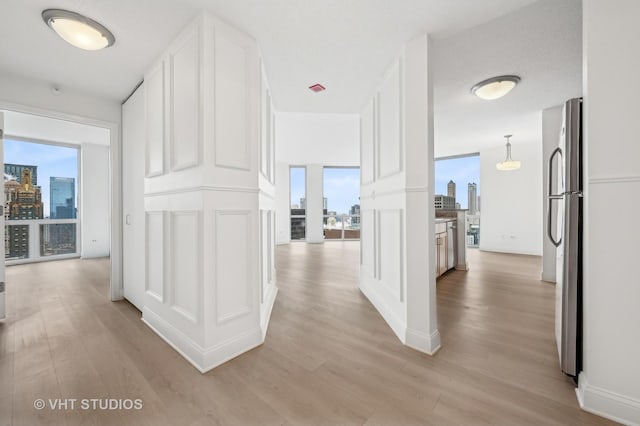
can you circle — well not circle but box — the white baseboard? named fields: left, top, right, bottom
left=142, top=308, right=263, bottom=373
left=479, top=247, right=543, bottom=256
left=359, top=272, right=406, bottom=343
left=261, top=283, right=278, bottom=340
left=578, top=372, right=640, bottom=426
left=405, top=328, right=441, bottom=355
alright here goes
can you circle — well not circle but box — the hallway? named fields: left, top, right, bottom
left=0, top=246, right=613, bottom=425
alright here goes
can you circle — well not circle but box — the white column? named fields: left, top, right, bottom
left=579, top=1, right=640, bottom=424
left=404, top=34, right=439, bottom=353
left=306, top=164, right=325, bottom=243
left=141, top=13, right=276, bottom=373
left=359, top=33, right=439, bottom=355
left=274, top=162, right=291, bottom=244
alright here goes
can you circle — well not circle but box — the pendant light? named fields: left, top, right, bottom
left=496, top=135, right=521, bottom=171
left=42, top=9, right=115, bottom=51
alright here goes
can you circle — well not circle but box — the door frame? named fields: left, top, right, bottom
left=0, top=100, right=123, bottom=301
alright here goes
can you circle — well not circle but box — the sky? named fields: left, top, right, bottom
left=4, top=139, right=78, bottom=218
left=290, top=167, right=360, bottom=215
left=435, top=155, right=480, bottom=209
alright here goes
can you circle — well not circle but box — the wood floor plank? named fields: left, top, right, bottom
left=2, top=245, right=618, bottom=425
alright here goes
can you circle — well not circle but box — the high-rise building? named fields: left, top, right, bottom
left=434, top=195, right=456, bottom=210
left=4, top=163, right=38, bottom=185
left=447, top=180, right=456, bottom=200
left=349, top=204, right=361, bottom=225
left=50, top=177, right=76, bottom=219
left=468, top=183, right=478, bottom=215
left=5, top=169, right=43, bottom=259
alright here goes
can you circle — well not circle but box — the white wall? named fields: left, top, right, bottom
left=479, top=138, right=543, bottom=255
left=541, top=106, right=563, bottom=282
left=0, top=72, right=121, bottom=124
left=4, top=111, right=110, bottom=146
left=274, top=112, right=360, bottom=243
left=81, top=144, right=110, bottom=258
left=122, top=84, right=146, bottom=311
left=275, top=113, right=359, bottom=165
left=579, top=2, right=640, bottom=424
left=359, top=34, right=439, bottom=355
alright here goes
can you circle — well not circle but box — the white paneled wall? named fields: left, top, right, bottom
left=139, top=13, right=276, bottom=373
left=579, top=1, right=640, bottom=424
left=258, top=60, right=277, bottom=339
left=359, top=34, right=439, bottom=354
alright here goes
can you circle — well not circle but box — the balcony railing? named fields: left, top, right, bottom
left=323, top=214, right=360, bottom=240
left=5, top=219, right=80, bottom=264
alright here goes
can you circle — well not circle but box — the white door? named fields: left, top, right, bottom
left=0, top=111, right=5, bottom=319
left=122, top=85, right=146, bottom=311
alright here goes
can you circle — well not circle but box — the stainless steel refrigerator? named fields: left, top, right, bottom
left=547, top=97, right=582, bottom=379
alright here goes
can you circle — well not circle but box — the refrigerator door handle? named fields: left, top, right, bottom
left=547, top=147, right=563, bottom=247
left=547, top=198, right=562, bottom=247
left=548, top=147, right=563, bottom=197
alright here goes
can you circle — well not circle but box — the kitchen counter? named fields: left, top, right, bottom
left=434, top=211, right=469, bottom=275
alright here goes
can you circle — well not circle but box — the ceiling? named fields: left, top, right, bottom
left=432, top=0, right=582, bottom=157
left=0, top=0, right=581, bottom=155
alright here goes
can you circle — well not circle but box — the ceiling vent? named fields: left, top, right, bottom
left=308, top=84, right=326, bottom=93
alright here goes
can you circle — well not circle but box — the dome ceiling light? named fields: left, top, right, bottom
left=471, top=75, right=520, bottom=100
left=42, top=9, right=115, bottom=51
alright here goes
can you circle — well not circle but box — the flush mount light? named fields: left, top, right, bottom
left=496, top=134, right=521, bottom=171
left=471, top=75, right=520, bottom=100
left=42, top=9, right=115, bottom=51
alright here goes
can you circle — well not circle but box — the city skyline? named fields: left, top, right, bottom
left=4, top=139, right=78, bottom=218
left=435, top=155, right=480, bottom=209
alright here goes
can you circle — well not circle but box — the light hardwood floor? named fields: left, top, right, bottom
left=0, top=245, right=615, bottom=425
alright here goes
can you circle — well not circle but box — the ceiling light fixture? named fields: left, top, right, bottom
left=496, top=134, right=521, bottom=171
left=42, top=9, right=115, bottom=51
left=471, top=75, right=520, bottom=100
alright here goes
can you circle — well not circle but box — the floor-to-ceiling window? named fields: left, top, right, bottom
left=323, top=167, right=360, bottom=240
left=435, top=154, right=480, bottom=247
left=4, top=139, right=79, bottom=263
left=290, top=166, right=306, bottom=240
